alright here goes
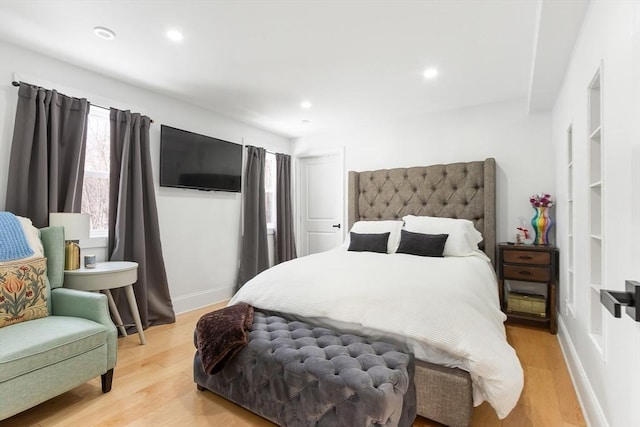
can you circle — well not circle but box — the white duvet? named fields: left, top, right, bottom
left=229, top=248, right=523, bottom=419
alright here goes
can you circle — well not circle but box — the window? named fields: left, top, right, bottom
left=265, top=152, right=277, bottom=231
left=81, top=106, right=110, bottom=237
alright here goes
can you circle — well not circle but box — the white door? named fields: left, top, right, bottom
left=297, top=152, right=344, bottom=256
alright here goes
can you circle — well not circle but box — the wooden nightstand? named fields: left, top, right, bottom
left=497, top=243, right=559, bottom=334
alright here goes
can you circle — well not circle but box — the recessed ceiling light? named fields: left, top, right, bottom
left=423, top=67, right=438, bottom=79
left=300, top=101, right=312, bottom=109
left=93, top=26, right=116, bottom=40
left=301, top=120, right=311, bottom=125
left=166, top=29, right=184, bottom=42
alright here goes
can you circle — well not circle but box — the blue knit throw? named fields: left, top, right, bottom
left=0, top=212, right=34, bottom=262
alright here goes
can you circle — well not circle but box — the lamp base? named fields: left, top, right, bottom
left=64, top=241, right=81, bottom=270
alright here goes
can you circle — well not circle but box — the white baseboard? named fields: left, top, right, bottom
left=171, top=286, right=234, bottom=315
left=557, top=316, right=608, bottom=427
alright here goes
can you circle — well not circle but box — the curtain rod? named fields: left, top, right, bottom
left=245, top=144, right=279, bottom=155
left=11, top=80, right=155, bottom=123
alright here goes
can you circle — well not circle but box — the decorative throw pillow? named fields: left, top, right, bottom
left=347, top=232, right=390, bottom=254
left=0, top=257, right=48, bottom=328
left=402, top=215, right=483, bottom=257
left=396, top=230, right=449, bottom=257
left=347, top=220, right=404, bottom=253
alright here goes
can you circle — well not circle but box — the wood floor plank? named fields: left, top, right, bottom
left=0, top=306, right=586, bottom=427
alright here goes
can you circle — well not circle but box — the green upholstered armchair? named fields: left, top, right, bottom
left=0, top=226, right=117, bottom=420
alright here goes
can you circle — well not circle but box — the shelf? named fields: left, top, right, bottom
left=588, top=66, right=603, bottom=351
left=506, top=312, right=550, bottom=325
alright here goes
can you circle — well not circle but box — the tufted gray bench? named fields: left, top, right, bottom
left=194, top=311, right=416, bottom=426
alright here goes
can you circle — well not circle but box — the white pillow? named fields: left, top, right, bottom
left=402, top=215, right=482, bottom=257
left=17, top=216, right=44, bottom=259
left=347, top=220, right=404, bottom=254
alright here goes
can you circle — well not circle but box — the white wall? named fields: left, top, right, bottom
left=293, top=98, right=553, bottom=244
left=0, top=41, right=291, bottom=314
left=552, top=2, right=640, bottom=426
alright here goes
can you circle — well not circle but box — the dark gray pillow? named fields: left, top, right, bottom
left=397, top=230, right=448, bottom=257
left=348, top=232, right=390, bottom=253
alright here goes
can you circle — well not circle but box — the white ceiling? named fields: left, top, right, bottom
left=0, top=0, right=587, bottom=139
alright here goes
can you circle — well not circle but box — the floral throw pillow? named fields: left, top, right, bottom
left=0, top=257, right=48, bottom=328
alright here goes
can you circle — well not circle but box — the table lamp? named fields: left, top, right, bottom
left=49, top=213, right=90, bottom=270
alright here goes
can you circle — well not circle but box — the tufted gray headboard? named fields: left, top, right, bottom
left=347, top=158, right=496, bottom=266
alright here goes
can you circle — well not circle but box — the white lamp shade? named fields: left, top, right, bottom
left=49, top=213, right=90, bottom=240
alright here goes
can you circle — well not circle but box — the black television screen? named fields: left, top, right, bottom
left=160, top=125, right=242, bottom=192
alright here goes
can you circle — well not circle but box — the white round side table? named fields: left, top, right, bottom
left=63, top=261, right=146, bottom=345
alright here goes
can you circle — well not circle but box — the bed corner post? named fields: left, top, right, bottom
left=347, top=171, right=359, bottom=230
left=484, top=158, right=497, bottom=268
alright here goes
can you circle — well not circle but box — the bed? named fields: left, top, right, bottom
left=227, top=158, right=523, bottom=426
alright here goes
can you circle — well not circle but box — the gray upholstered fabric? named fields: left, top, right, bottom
left=194, top=311, right=416, bottom=427
left=414, top=360, right=472, bottom=427
left=348, top=158, right=496, bottom=267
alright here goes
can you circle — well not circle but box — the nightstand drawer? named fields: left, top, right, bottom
left=503, top=250, right=550, bottom=265
left=503, top=265, right=550, bottom=282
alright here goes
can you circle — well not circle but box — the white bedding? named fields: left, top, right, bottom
left=229, top=248, right=523, bottom=419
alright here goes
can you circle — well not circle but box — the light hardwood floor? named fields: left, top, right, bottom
left=1, top=303, right=586, bottom=427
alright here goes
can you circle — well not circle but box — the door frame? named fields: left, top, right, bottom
left=294, top=148, right=346, bottom=255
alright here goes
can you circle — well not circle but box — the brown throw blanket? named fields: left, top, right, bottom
left=196, top=303, right=254, bottom=375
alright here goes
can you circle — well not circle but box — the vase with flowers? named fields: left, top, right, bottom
left=530, top=193, right=554, bottom=245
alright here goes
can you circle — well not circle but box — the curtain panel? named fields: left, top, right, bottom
left=108, top=108, right=175, bottom=331
left=236, top=145, right=269, bottom=290
left=5, top=83, right=89, bottom=227
left=275, top=153, right=297, bottom=264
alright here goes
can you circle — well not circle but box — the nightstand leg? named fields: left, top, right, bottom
left=550, top=282, right=557, bottom=334
left=104, top=289, right=128, bottom=337
left=124, top=284, right=147, bottom=345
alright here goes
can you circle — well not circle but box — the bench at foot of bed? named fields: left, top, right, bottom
left=193, top=311, right=416, bottom=427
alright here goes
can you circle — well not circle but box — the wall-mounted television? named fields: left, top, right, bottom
left=160, top=125, right=242, bottom=192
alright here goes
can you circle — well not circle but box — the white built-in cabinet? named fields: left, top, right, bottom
left=566, top=126, right=575, bottom=316
left=588, top=67, right=604, bottom=352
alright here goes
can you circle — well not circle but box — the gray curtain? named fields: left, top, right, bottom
left=274, top=153, right=297, bottom=264
left=108, top=109, right=175, bottom=331
left=5, top=83, right=89, bottom=227
left=236, top=146, right=269, bottom=290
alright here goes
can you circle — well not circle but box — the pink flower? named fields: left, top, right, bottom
left=530, top=192, right=554, bottom=208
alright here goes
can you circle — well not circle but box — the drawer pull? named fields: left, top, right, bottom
left=519, top=255, right=533, bottom=260
left=519, top=271, right=533, bottom=276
